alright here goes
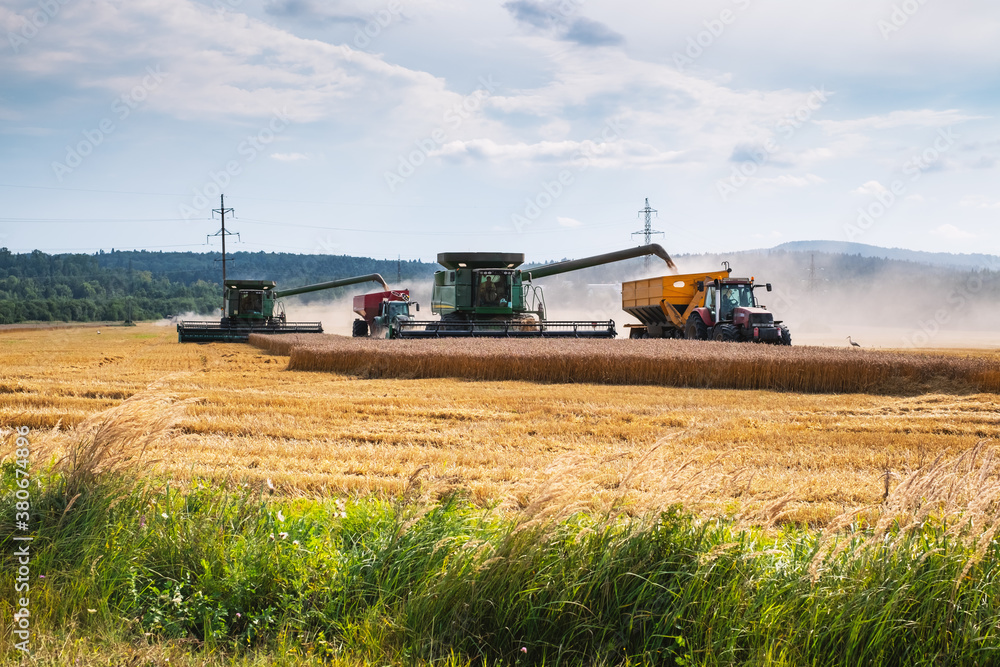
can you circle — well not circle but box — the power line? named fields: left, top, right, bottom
left=0, top=217, right=207, bottom=224
left=208, top=195, right=238, bottom=292
left=631, top=197, right=663, bottom=267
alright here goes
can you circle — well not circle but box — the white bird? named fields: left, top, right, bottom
left=847, top=336, right=860, bottom=348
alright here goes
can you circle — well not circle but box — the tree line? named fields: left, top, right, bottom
left=0, top=248, right=437, bottom=324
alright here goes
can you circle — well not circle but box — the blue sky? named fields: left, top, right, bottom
left=1, top=0, right=998, bottom=263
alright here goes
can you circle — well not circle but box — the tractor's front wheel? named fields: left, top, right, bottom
left=778, top=325, right=792, bottom=346
left=714, top=323, right=738, bottom=342
left=685, top=313, right=708, bottom=341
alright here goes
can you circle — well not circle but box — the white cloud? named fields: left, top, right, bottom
left=815, top=110, right=982, bottom=135
left=431, top=138, right=686, bottom=168
left=960, top=195, right=1000, bottom=209
left=854, top=180, right=888, bottom=196
left=752, top=174, right=824, bottom=189
left=0, top=0, right=451, bottom=125
left=270, top=152, right=309, bottom=161
left=556, top=216, right=582, bottom=227
left=931, top=224, right=975, bottom=240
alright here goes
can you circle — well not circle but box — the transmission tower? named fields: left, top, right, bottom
left=631, top=197, right=663, bottom=267
left=208, top=194, right=239, bottom=306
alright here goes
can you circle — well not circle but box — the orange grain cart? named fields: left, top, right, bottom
left=622, top=268, right=790, bottom=344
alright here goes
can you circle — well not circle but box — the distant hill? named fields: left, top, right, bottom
left=770, top=241, right=1000, bottom=271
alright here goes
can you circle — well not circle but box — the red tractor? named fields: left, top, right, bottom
left=352, top=290, right=420, bottom=338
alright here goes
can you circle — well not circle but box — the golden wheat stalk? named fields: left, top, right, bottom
left=250, top=335, right=1000, bottom=395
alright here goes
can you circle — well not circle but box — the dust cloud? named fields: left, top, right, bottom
left=534, top=251, right=1000, bottom=349
left=281, top=282, right=434, bottom=338
left=244, top=252, right=999, bottom=349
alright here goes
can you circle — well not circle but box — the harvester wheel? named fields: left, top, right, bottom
left=714, top=323, right=738, bottom=342
left=352, top=319, right=369, bottom=337
left=685, top=313, right=708, bottom=341
left=778, top=325, right=792, bottom=346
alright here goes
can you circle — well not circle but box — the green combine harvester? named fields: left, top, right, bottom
left=393, top=244, right=675, bottom=338
left=177, top=273, right=387, bottom=343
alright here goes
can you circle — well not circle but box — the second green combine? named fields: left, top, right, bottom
left=178, top=273, right=389, bottom=342
left=367, top=244, right=675, bottom=339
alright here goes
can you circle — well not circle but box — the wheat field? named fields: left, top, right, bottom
left=2, top=324, right=999, bottom=525
left=258, top=333, right=1000, bottom=394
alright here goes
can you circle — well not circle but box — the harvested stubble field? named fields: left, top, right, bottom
left=258, top=333, right=1000, bottom=394
left=3, top=324, right=1000, bottom=525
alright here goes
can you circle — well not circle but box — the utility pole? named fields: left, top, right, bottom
left=631, top=198, right=663, bottom=267
left=124, top=257, right=134, bottom=325
left=397, top=255, right=401, bottom=284
left=208, top=194, right=239, bottom=307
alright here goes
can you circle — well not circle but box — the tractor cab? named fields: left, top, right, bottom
left=715, top=282, right=757, bottom=321
left=374, top=298, right=419, bottom=338
left=705, top=278, right=773, bottom=324
left=382, top=299, right=415, bottom=320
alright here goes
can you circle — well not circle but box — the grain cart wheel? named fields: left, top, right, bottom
left=352, top=319, right=369, bottom=337
left=685, top=313, right=708, bottom=340
left=778, top=325, right=792, bottom=346
left=714, top=323, right=738, bottom=342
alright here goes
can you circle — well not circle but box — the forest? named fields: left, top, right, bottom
left=0, top=248, right=436, bottom=324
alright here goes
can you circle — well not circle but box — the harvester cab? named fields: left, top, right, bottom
left=430, top=253, right=527, bottom=322
left=221, top=280, right=284, bottom=324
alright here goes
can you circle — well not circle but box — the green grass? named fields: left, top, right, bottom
left=3, top=460, right=1000, bottom=666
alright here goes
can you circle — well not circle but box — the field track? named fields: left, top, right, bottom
left=252, top=333, right=1000, bottom=395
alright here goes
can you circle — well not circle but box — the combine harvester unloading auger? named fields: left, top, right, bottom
left=177, top=274, right=388, bottom=343
left=388, top=244, right=675, bottom=339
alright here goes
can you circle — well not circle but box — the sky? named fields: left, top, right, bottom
left=0, top=0, right=998, bottom=264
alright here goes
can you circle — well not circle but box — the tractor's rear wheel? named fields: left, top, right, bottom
left=778, top=325, right=792, bottom=346
left=352, top=319, right=369, bottom=337
left=685, top=313, right=708, bottom=341
left=714, top=323, right=738, bottom=342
